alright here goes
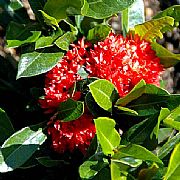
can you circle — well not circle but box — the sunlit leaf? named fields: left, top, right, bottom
left=134, top=16, right=174, bottom=41
left=151, top=42, right=180, bottom=68
left=6, top=21, right=41, bottom=48
left=55, top=32, right=76, bottom=51
left=16, top=51, right=64, bottom=79
left=39, top=10, right=59, bottom=28
left=89, top=79, right=118, bottom=112
left=94, top=117, right=120, bottom=156
left=0, top=127, right=47, bottom=172
left=113, top=144, right=163, bottom=165
left=164, top=143, right=180, bottom=180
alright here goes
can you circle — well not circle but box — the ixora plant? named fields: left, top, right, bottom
left=0, top=0, right=180, bottom=179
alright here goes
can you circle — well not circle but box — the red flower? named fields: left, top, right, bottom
left=86, top=32, right=164, bottom=96
left=39, top=38, right=91, bottom=113
left=48, top=113, right=96, bottom=154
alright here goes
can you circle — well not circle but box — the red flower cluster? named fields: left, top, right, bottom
left=39, top=32, right=163, bottom=154
left=39, top=38, right=91, bottom=113
left=87, top=33, right=163, bottom=96
left=48, top=113, right=96, bottom=154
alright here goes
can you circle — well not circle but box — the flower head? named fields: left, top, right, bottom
left=86, top=32, right=164, bottom=96
left=48, top=113, right=96, bottom=154
left=39, top=38, right=91, bottom=113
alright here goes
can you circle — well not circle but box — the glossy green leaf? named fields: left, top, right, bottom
left=111, top=160, right=128, bottom=180
left=163, top=105, right=180, bottom=130
left=158, top=132, right=180, bottom=159
left=79, top=152, right=108, bottom=179
left=44, top=0, right=82, bottom=22
left=35, top=36, right=54, bottom=49
left=36, top=156, right=68, bottom=167
left=151, top=42, right=180, bottom=68
left=6, top=22, right=41, bottom=48
left=94, top=117, right=120, bottom=156
left=151, top=108, right=170, bottom=139
left=81, top=0, right=135, bottom=19
left=89, top=79, right=118, bottom=112
left=128, top=0, right=145, bottom=29
left=57, top=98, right=84, bottom=122
left=134, top=16, right=174, bottom=41
left=35, top=27, right=64, bottom=49
left=121, top=114, right=158, bottom=145
left=55, top=32, right=76, bottom=51
left=0, top=108, right=15, bottom=144
left=113, top=144, right=163, bottom=165
left=39, top=10, right=59, bottom=28
left=153, top=5, right=180, bottom=23
left=0, top=127, right=47, bottom=172
left=35, top=28, right=63, bottom=49
left=16, top=51, right=64, bottom=79
left=115, top=106, right=138, bottom=116
left=87, top=24, right=111, bottom=43
left=164, top=143, right=180, bottom=180
left=116, top=79, right=168, bottom=106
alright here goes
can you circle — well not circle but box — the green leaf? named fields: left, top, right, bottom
left=35, top=28, right=63, bottom=49
left=36, top=156, right=68, bottom=167
left=116, top=79, right=168, bottom=106
left=134, top=16, right=174, bottom=41
left=57, top=98, right=84, bottom=122
left=94, top=117, right=120, bottom=156
left=153, top=5, right=180, bottom=23
left=151, top=42, right=180, bottom=68
left=0, top=108, right=15, bottom=144
left=163, top=105, right=180, bottom=130
left=113, top=144, right=163, bottom=165
left=39, top=10, right=59, bottom=28
left=115, top=106, right=138, bottom=116
left=79, top=152, right=108, bottom=179
left=6, top=21, right=41, bottom=48
left=164, top=143, right=180, bottom=180
left=55, top=31, right=76, bottom=51
left=81, top=0, right=135, bottom=19
left=44, top=0, right=82, bottom=22
left=89, top=79, right=118, bottom=112
left=121, top=114, right=158, bottom=145
left=151, top=108, right=170, bottom=139
left=35, top=36, right=54, bottom=49
left=16, top=51, right=64, bottom=79
left=0, top=127, right=47, bottom=172
left=158, top=128, right=173, bottom=144
left=158, top=132, right=180, bottom=160
left=111, top=160, right=128, bottom=180
left=87, top=24, right=111, bottom=43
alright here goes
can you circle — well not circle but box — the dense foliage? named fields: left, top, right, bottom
left=0, top=0, right=180, bottom=179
